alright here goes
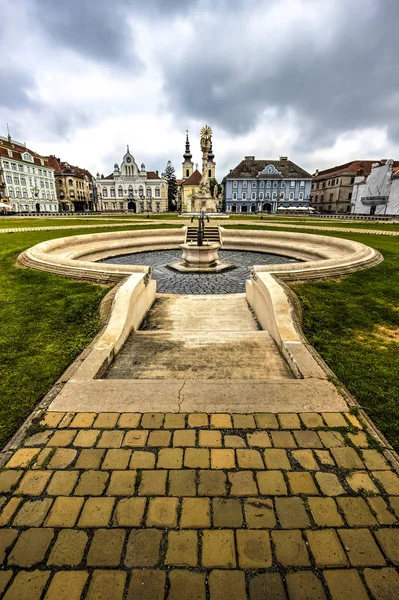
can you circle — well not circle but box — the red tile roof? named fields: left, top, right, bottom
left=0, top=137, right=52, bottom=168
left=313, top=160, right=380, bottom=181
left=182, top=169, right=202, bottom=186
left=48, top=155, right=93, bottom=179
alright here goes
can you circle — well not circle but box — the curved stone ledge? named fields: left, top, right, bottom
left=18, top=226, right=383, bottom=284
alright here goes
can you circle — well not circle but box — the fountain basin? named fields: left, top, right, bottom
left=169, top=242, right=233, bottom=273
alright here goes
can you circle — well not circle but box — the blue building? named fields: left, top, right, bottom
left=224, top=156, right=312, bottom=214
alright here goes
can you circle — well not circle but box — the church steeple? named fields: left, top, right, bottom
left=183, top=129, right=192, bottom=161
left=207, top=139, right=216, bottom=179
left=182, top=129, right=194, bottom=179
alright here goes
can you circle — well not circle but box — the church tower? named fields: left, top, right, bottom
left=207, top=139, right=216, bottom=179
left=182, top=130, right=194, bottom=179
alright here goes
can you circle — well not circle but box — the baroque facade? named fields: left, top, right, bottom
left=352, top=159, right=399, bottom=216
left=224, top=156, right=311, bottom=213
left=0, top=134, right=57, bottom=212
left=96, top=147, right=167, bottom=213
left=48, top=156, right=95, bottom=212
left=311, top=161, right=377, bottom=214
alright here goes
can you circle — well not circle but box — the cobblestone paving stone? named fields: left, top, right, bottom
left=101, top=250, right=298, bottom=294
left=0, top=411, right=399, bottom=599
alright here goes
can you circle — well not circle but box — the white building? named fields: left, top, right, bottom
left=0, top=134, right=58, bottom=212
left=96, top=147, right=167, bottom=213
left=352, top=159, right=399, bottom=216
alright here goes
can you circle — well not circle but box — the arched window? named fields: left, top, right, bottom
left=102, top=188, right=107, bottom=198
left=208, top=169, right=211, bottom=177
left=46, top=192, right=50, bottom=199
left=110, top=187, right=115, bottom=197
left=186, top=168, right=189, bottom=177
left=146, top=187, right=152, bottom=198
left=155, top=187, right=160, bottom=198
left=139, top=185, right=144, bottom=197
left=68, top=179, right=73, bottom=186
left=58, top=179, right=63, bottom=186
left=118, top=186, right=123, bottom=197
left=128, top=185, right=133, bottom=193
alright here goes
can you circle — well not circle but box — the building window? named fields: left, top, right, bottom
left=329, top=193, right=333, bottom=201
left=233, top=181, right=238, bottom=188
left=273, top=181, right=278, bottom=188
left=208, top=169, right=211, bottom=177
left=18, top=164, right=24, bottom=172
left=13, top=177, right=19, bottom=185
left=266, top=192, right=271, bottom=199
left=242, top=180, right=247, bottom=188
left=155, top=187, right=160, bottom=198
left=280, top=192, right=284, bottom=200
left=289, top=192, right=294, bottom=200
left=299, top=192, right=304, bottom=201
left=290, top=181, right=295, bottom=188
left=119, top=202, right=124, bottom=209
left=156, top=202, right=160, bottom=212
left=146, top=188, right=152, bottom=198
left=110, top=188, right=115, bottom=197
left=259, top=192, right=264, bottom=200
left=3, top=161, right=9, bottom=169
left=260, top=181, right=265, bottom=188
left=102, top=188, right=107, bottom=198
left=281, top=181, right=286, bottom=188
left=139, top=186, right=144, bottom=197
left=6, top=176, right=12, bottom=184
left=252, top=180, right=256, bottom=187
left=266, top=181, right=271, bottom=188
left=103, top=202, right=108, bottom=209
left=232, top=192, right=237, bottom=200
left=118, top=186, right=123, bottom=197
left=299, top=180, right=304, bottom=188
left=251, top=191, right=256, bottom=200
left=68, top=179, right=73, bottom=186
left=272, top=192, right=277, bottom=200
left=11, top=163, right=16, bottom=170
left=23, top=190, right=28, bottom=198
left=242, top=192, right=247, bottom=200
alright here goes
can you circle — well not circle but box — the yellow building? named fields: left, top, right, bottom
left=180, top=169, right=202, bottom=212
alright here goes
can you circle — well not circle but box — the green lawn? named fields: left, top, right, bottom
left=0, top=223, right=177, bottom=448
left=1, top=222, right=398, bottom=452
left=228, top=223, right=399, bottom=450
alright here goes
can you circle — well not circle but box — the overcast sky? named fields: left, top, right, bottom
left=1, top=0, right=398, bottom=179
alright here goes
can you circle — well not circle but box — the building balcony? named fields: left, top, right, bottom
left=360, top=196, right=389, bottom=207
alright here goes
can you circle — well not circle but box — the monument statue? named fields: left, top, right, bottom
left=192, top=125, right=218, bottom=213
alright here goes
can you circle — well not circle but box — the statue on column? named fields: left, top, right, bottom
left=192, top=125, right=217, bottom=213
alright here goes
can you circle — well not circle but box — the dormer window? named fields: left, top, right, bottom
left=23, top=152, right=34, bottom=162
left=7, top=150, right=12, bottom=158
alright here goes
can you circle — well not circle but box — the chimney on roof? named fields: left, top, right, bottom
left=315, top=169, right=319, bottom=176
left=280, top=156, right=288, bottom=161
left=156, top=170, right=158, bottom=175
left=244, top=156, right=255, bottom=160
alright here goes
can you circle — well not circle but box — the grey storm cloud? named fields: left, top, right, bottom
left=0, top=70, right=38, bottom=110
left=159, top=0, right=399, bottom=146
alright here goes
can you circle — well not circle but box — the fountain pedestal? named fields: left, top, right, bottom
left=169, top=243, right=232, bottom=273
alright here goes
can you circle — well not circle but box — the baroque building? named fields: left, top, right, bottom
left=178, top=131, right=216, bottom=212
left=224, top=156, right=311, bottom=213
left=311, top=161, right=377, bottom=214
left=96, top=147, right=167, bottom=213
left=0, top=133, right=57, bottom=212
left=352, top=159, right=399, bottom=216
left=48, top=156, right=95, bottom=212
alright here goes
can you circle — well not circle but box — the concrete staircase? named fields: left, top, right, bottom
left=106, top=295, right=294, bottom=381
left=185, top=226, right=221, bottom=244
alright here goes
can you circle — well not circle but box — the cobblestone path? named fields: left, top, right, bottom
left=1, top=410, right=398, bottom=599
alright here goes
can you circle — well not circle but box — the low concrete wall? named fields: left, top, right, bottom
left=71, top=272, right=156, bottom=381
left=18, top=226, right=383, bottom=283
left=246, top=271, right=327, bottom=380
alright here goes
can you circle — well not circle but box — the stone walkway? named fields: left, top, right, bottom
left=1, top=218, right=398, bottom=236
left=1, top=410, right=398, bottom=599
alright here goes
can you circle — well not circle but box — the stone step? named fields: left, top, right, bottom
left=106, top=330, right=294, bottom=380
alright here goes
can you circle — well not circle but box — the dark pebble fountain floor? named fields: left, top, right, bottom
left=101, top=249, right=298, bottom=294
